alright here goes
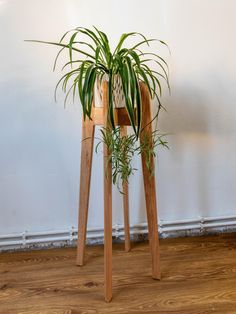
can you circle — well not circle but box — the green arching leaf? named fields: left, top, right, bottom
left=150, top=72, right=162, bottom=97
left=126, top=50, right=141, bottom=66
left=76, top=27, right=101, bottom=48
left=119, top=66, right=137, bottom=135
left=63, top=83, right=75, bottom=108
left=131, top=38, right=157, bottom=51
left=142, top=65, right=156, bottom=97
left=150, top=69, right=171, bottom=94
left=53, top=47, right=65, bottom=71
left=68, top=31, right=79, bottom=63
left=108, top=72, right=115, bottom=129
left=117, top=48, right=129, bottom=57
left=93, top=26, right=110, bottom=50
left=138, top=55, right=170, bottom=88
left=126, top=57, right=135, bottom=103
left=158, top=39, right=171, bottom=54
left=136, top=39, right=171, bottom=54
left=134, top=73, right=142, bottom=136
left=125, top=56, right=136, bottom=106
left=76, top=27, right=98, bottom=41
left=139, top=52, right=169, bottom=74
left=141, top=63, right=163, bottom=96
left=61, top=59, right=85, bottom=71
left=114, top=32, right=136, bottom=54
left=61, top=69, right=78, bottom=92
left=95, top=46, right=101, bottom=63
left=59, top=28, right=76, bottom=43
left=82, top=63, right=95, bottom=116
left=86, top=67, right=97, bottom=117
left=151, top=69, right=167, bottom=81
left=114, top=32, right=150, bottom=54
left=136, top=65, right=153, bottom=98
left=25, top=40, right=96, bottom=60
left=54, top=68, right=80, bottom=101
left=75, top=41, right=96, bottom=52
left=78, top=61, right=86, bottom=118
left=72, top=79, right=77, bottom=102
left=93, top=26, right=112, bottom=67
left=152, top=60, right=170, bottom=88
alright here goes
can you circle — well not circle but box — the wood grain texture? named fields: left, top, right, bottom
left=120, top=126, right=131, bottom=253
left=140, top=82, right=161, bottom=280
left=102, top=81, right=113, bottom=302
left=1, top=234, right=236, bottom=313
left=76, top=110, right=95, bottom=267
left=92, top=107, right=134, bottom=126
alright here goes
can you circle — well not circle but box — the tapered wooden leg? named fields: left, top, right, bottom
left=104, top=145, right=112, bottom=302
left=76, top=117, right=95, bottom=266
left=140, top=82, right=161, bottom=280
left=102, top=82, right=113, bottom=302
left=120, top=126, right=131, bottom=252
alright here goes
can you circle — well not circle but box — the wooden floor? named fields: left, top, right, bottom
left=1, top=234, right=236, bottom=314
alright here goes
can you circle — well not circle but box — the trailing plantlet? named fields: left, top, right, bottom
left=96, top=127, right=137, bottom=191
left=26, top=26, right=170, bottom=188
left=96, top=127, right=169, bottom=191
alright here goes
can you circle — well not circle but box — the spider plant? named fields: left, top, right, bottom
left=26, top=26, right=170, bottom=187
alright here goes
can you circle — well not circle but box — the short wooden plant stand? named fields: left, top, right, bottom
left=76, top=81, right=161, bottom=302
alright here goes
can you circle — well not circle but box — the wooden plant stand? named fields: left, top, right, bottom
left=76, top=81, right=161, bottom=302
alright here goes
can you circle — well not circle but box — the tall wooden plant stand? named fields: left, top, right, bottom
left=76, top=81, right=161, bottom=302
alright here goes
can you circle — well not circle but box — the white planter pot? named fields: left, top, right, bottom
left=94, top=75, right=126, bottom=108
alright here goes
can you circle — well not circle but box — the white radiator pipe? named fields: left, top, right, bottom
left=1, top=215, right=236, bottom=251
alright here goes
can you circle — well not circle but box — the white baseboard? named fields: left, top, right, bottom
left=1, top=215, right=236, bottom=252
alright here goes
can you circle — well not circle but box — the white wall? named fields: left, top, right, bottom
left=1, top=0, right=236, bottom=239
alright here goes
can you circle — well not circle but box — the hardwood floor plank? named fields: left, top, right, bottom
left=1, top=234, right=236, bottom=313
